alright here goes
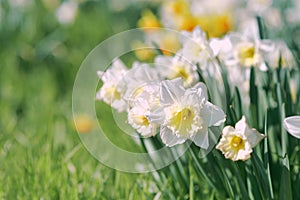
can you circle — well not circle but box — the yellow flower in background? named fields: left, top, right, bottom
left=216, top=116, right=265, bottom=161
left=178, top=14, right=199, bottom=32
left=197, top=14, right=234, bottom=38
left=144, top=31, right=181, bottom=56
left=161, top=0, right=235, bottom=37
left=131, top=40, right=156, bottom=61
left=159, top=33, right=181, bottom=55
left=164, top=0, right=190, bottom=16
left=73, top=115, right=95, bottom=134
left=138, top=10, right=161, bottom=30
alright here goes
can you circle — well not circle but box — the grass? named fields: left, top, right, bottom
left=0, top=1, right=159, bottom=199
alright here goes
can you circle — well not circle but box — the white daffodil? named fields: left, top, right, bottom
left=180, top=27, right=214, bottom=68
left=154, top=55, right=198, bottom=87
left=128, top=81, right=161, bottom=137
left=56, top=1, right=78, bottom=25
left=128, top=98, right=159, bottom=137
left=283, top=116, right=300, bottom=139
left=119, top=62, right=161, bottom=105
left=148, top=78, right=226, bottom=149
left=222, top=27, right=274, bottom=71
left=216, top=116, right=265, bottom=161
left=267, top=41, right=295, bottom=69
left=96, top=59, right=128, bottom=112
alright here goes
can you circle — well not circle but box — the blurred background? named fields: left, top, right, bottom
left=0, top=0, right=162, bottom=199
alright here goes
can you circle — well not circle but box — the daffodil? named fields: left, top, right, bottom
left=145, top=31, right=181, bottom=56
left=119, top=62, right=161, bottom=105
left=283, top=116, right=300, bottom=139
left=137, top=9, right=161, bottom=30
left=127, top=79, right=161, bottom=137
left=128, top=97, right=159, bottom=137
left=222, top=26, right=275, bottom=71
left=216, top=116, right=265, bottom=161
left=148, top=78, right=226, bottom=149
left=180, top=27, right=214, bottom=68
left=267, top=41, right=295, bottom=69
left=96, top=59, right=128, bottom=112
left=154, top=55, right=198, bottom=87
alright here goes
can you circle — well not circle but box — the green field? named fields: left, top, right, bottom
left=0, top=1, right=160, bottom=199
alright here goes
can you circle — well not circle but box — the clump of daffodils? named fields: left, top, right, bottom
left=97, top=22, right=294, bottom=160
left=216, top=116, right=265, bottom=161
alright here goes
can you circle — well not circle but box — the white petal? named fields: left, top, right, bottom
left=160, top=126, right=186, bottom=147
left=283, top=116, right=300, bottom=139
left=160, top=78, right=185, bottom=105
left=201, top=102, right=226, bottom=126
left=97, top=70, right=104, bottom=78
left=235, top=115, right=248, bottom=132
left=191, top=82, right=208, bottom=100
left=154, top=55, right=171, bottom=66
left=236, top=116, right=265, bottom=147
left=259, top=40, right=275, bottom=52
left=222, top=126, right=236, bottom=136
left=147, top=107, right=165, bottom=124
left=192, top=126, right=209, bottom=149
left=244, top=128, right=265, bottom=147
left=209, top=38, right=232, bottom=56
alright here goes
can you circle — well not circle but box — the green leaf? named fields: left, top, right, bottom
left=250, top=67, right=259, bottom=128
left=264, top=110, right=274, bottom=199
left=251, top=152, right=273, bottom=199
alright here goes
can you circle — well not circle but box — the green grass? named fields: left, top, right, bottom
left=0, top=1, right=159, bottom=199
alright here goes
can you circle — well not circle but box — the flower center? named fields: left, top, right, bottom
left=170, top=66, right=189, bottom=81
left=237, top=44, right=257, bottom=67
left=230, top=135, right=245, bottom=151
left=105, top=86, right=121, bottom=100
left=168, top=107, right=195, bottom=136
left=133, top=115, right=150, bottom=127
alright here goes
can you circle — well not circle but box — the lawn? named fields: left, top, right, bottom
left=0, top=1, right=158, bottom=199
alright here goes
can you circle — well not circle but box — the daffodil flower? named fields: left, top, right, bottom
left=128, top=98, right=159, bottom=137
left=180, top=27, right=214, bottom=67
left=154, top=55, right=198, bottom=87
left=283, top=116, right=300, bottom=139
left=222, top=28, right=274, bottom=71
left=148, top=78, right=226, bottom=149
left=128, top=82, right=160, bottom=137
left=119, top=62, right=160, bottom=105
left=96, top=59, right=128, bottom=112
left=216, top=116, right=265, bottom=161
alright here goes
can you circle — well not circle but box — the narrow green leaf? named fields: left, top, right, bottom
left=264, top=110, right=274, bottom=199
left=279, top=104, right=292, bottom=200
left=251, top=152, right=272, bottom=199
left=250, top=67, right=259, bottom=128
